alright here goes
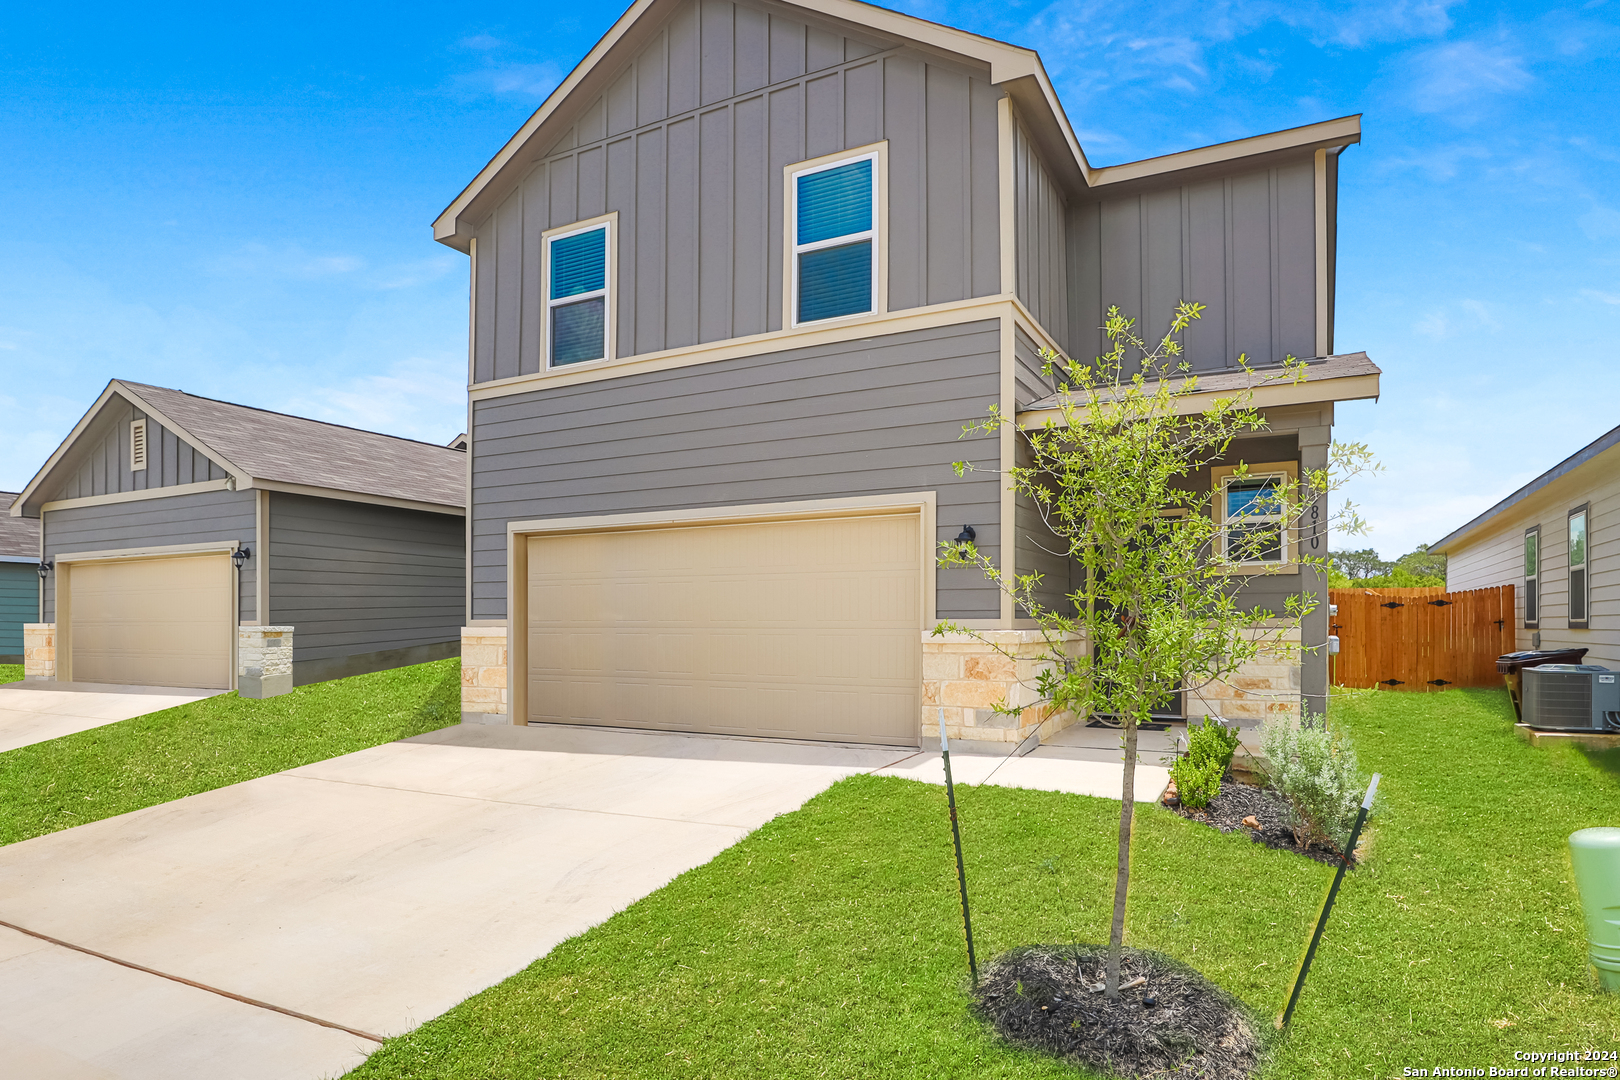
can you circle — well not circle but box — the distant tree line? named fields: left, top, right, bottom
left=1328, top=544, right=1446, bottom=588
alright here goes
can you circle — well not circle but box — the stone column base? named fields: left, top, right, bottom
left=1189, top=628, right=1302, bottom=726
left=462, top=625, right=510, bottom=723
left=23, top=624, right=55, bottom=682
left=238, top=626, right=294, bottom=698
left=922, top=630, right=1085, bottom=746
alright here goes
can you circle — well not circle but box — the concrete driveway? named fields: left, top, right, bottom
left=0, top=682, right=222, bottom=754
left=0, top=721, right=1169, bottom=1079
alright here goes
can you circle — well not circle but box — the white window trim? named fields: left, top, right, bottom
left=541, top=212, right=617, bottom=371
left=784, top=143, right=888, bottom=330
left=1524, top=525, right=1541, bottom=628
left=1211, top=460, right=1300, bottom=575
left=129, top=418, right=148, bottom=472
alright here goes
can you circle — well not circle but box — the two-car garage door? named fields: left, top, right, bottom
left=65, top=554, right=234, bottom=689
left=526, top=511, right=921, bottom=746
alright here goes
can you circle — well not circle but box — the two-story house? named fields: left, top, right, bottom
left=446, top=0, right=1381, bottom=746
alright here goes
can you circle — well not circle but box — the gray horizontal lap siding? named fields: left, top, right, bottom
left=42, top=489, right=258, bottom=622
left=473, top=0, right=1001, bottom=384
left=471, top=321, right=1003, bottom=621
left=267, top=493, right=465, bottom=665
left=1068, top=159, right=1317, bottom=371
left=0, top=562, right=37, bottom=657
left=48, top=395, right=226, bottom=502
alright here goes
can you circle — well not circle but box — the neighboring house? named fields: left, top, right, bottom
left=1435, top=423, right=1620, bottom=665
left=8, top=381, right=466, bottom=695
left=440, top=0, right=1381, bottom=746
left=0, top=493, right=41, bottom=666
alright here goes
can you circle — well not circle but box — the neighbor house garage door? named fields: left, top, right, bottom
left=67, top=554, right=233, bottom=689
left=526, top=511, right=921, bottom=745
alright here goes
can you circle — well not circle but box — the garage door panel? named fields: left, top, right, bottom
left=527, top=512, right=920, bottom=745
left=68, top=555, right=233, bottom=689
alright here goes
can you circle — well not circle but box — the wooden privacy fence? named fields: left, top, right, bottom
left=1329, top=585, right=1516, bottom=690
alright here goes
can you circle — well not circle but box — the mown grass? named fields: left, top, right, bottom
left=348, top=688, right=1620, bottom=1080
left=0, top=658, right=460, bottom=846
left=0, top=663, right=22, bottom=685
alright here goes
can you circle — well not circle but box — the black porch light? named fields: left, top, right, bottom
left=36, top=560, right=52, bottom=580
left=954, top=525, right=976, bottom=545
left=231, top=547, right=251, bottom=570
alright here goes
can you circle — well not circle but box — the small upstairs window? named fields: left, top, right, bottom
left=1569, top=507, right=1589, bottom=627
left=1212, top=461, right=1296, bottom=567
left=545, top=219, right=612, bottom=368
left=1524, top=526, right=1540, bottom=628
left=130, top=418, right=148, bottom=472
left=790, top=152, right=877, bottom=326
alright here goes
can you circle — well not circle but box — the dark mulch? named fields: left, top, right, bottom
left=1165, top=781, right=1346, bottom=866
left=973, top=945, right=1264, bottom=1080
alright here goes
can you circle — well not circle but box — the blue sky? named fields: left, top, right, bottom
left=2, top=0, right=1616, bottom=558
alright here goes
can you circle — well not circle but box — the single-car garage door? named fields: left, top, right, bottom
left=67, top=554, right=233, bottom=689
left=526, top=511, right=921, bottom=745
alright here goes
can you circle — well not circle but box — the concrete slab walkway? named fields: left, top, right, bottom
left=0, top=720, right=1172, bottom=1079
left=0, top=682, right=222, bottom=754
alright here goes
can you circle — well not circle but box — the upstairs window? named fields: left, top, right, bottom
left=1524, top=526, right=1540, bottom=628
left=1569, top=507, right=1589, bottom=627
left=790, top=153, right=877, bottom=326
left=545, top=220, right=611, bottom=368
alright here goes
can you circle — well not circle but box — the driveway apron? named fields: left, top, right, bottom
left=0, top=682, right=221, bottom=754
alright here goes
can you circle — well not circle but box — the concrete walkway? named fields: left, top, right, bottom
left=0, top=682, right=223, bottom=754
left=0, top=721, right=1169, bottom=1079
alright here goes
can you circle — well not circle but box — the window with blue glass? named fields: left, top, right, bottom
left=1221, top=472, right=1287, bottom=563
left=791, top=154, right=876, bottom=325
left=546, top=223, right=609, bottom=367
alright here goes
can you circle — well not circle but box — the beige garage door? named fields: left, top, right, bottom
left=67, top=554, right=233, bottom=689
left=527, top=511, right=921, bottom=745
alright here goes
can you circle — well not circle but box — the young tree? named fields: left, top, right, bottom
left=938, top=304, right=1375, bottom=998
left=1330, top=547, right=1390, bottom=581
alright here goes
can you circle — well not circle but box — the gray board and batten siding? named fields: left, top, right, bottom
left=471, top=321, right=1004, bottom=621
left=471, top=0, right=1002, bottom=384
left=41, top=394, right=228, bottom=502
left=1057, top=157, right=1321, bottom=371
left=267, top=492, right=465, bottom=686
left=42, top=489, right=260, bottom=624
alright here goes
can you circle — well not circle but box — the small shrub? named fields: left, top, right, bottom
left=1171, top=755, right=1224, bottom=809
left=1259, top=714, right=1368, bottom=852
left=1186, top=715, right=1241, bottom=773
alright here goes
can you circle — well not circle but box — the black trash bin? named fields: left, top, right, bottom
left=1498, top=648, right=1590, bottom=720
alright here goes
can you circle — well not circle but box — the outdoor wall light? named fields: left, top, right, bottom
left=955, top=525, right=977, bottom=545
left=231, top=547, right=251, bottom=570
left=36, top=560, right=52, bottom=580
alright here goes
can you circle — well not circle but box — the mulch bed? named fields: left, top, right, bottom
left=974, top=945, right=1264, bottom=1079
left=1165, top=781, right=1347, bottom=866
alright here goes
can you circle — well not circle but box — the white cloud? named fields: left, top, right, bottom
left=209, top=243, right=367, bottom=280
left=1404, top=37, right=1533, bottom=113
left=1579, top=205, right=1620, bottom=239
left=1414, top=309, right=1450, bottom=338
left=1459, top=299, right=1500, bottom=331
left=273, top=357, right=465, bottom=445
left=453, top=61, right=563, bottom=100
left=1580, top=288, right=1620, bottom=305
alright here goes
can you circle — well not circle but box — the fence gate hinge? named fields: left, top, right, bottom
left=1495, top=620, right=1505, bottom=630
left=1380, top=601, right=1405, bottom=609
left=1428, top=679, right=1452, bottom=686
left=1427, top=599, right=1453, bottom=607
left=1381, top=679, right=1405, bottom=686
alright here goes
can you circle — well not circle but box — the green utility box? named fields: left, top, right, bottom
left=1569, top=827, right=1620, bottom=991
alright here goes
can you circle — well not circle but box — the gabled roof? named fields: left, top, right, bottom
left=432, top=0, right=1361, bottom=251
left=11, top=381, right=467, bottom=518
left=0, top=493, right=40, bottom=561
left=1432, top=421, right=1620, bottom=554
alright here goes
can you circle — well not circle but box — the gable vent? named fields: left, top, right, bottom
left=130, top=418, right=148, bottom=472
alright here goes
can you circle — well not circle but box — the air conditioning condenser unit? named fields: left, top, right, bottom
left=1521, top=664, right=1620, bottom=732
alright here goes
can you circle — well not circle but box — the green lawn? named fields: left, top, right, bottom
left=348, top=688, right=1620, bottom=1080
left=0, top=658, right=459, bottom=846
left=0, top=663, right=22, bottom=685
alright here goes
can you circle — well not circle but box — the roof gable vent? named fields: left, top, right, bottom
left=130, top=418, right=148, bottom=472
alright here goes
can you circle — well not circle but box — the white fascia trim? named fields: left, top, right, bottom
left=1086, top=115, right=1362, bottom=189
left=507, top=491, right=937, bottom=538
left=1017, top=371, right=1381, bottom=430
left=54, top=540, right=239, bottom=564
left=40, top=478, right=235, bottom=513
left=248, top=479, right=466, bottom=517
